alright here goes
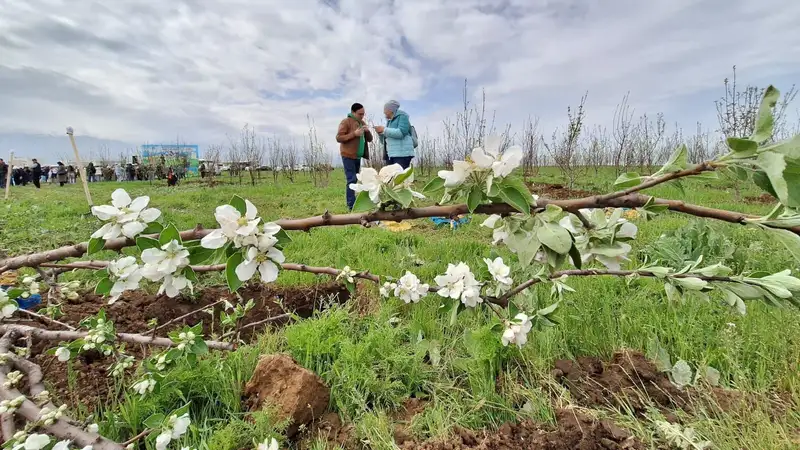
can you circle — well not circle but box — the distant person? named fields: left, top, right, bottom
left=66, top=165, right=76, bottom=184
left=49, top=166, right=58, bottom=184
left=336, top=102, right=373, bottom=210
left=374, top=100, right=416, bottom=169
left=199, top=162, right=207, bottom=178
left=56, top=162, right=67, bottom=187
left=87, top=162, right=96, bottom=182
left=167, top=167, right=178, bottom=187
left=0, top=158, right=6, bottom=189
left=31, top=159, right=42, bottom=189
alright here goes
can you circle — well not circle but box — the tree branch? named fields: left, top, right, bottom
left=0, top=324, right=234, bottom=351
left=598, top=162, right=716, bottom=201
left=2, top=189, right=796, bottom=273
left=0, top=330, right=124, bottom=449
left=495, top=268, right=739, bottom=306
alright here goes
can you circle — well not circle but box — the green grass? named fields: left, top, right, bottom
left=1, top=168, right=799, bottom=449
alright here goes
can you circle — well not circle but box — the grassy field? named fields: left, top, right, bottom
left=1, top=167, right=799, bottom=449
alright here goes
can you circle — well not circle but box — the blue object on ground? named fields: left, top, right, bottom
left=0, top=285, right=42, bottom=310
left=430, top=216, right=471, bottom=230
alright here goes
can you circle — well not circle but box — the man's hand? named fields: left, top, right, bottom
left=374, top=125, right=385, bottom=133
left=354, top=127, right=365, bottom=137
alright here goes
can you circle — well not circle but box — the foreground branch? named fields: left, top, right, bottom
left=0, top=331, right=124, bottom=448
left=0, top=324, right=234, bottom=351
left=2, top=192, right=796, bottom=273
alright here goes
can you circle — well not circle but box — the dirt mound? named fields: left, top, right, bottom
left=244, top=354, right=330, bottom=437
left=551, top=350, right=688, bottom=417
left=528, top=182, right=599, bottom=200
left=744, top=193, right=777, bottom=204
left=28, top=282, right=348, bottom=410
left=401, top=409, right=643, bottom=450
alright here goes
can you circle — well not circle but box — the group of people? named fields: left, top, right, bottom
left=337, top=100, right=416, bottom=210
left=0, top=158, right=65, bottom=188
left=0, top=158, right=186, bottom=189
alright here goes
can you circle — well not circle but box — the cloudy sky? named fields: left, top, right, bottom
left=1, top=0, right=799, bottom=162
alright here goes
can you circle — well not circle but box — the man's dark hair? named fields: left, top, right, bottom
left=351, top=102, right=364, bottom=112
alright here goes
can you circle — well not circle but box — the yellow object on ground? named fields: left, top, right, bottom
left=382, top=221, right=413, bottom=232
left=0, top=271, right=18, bottom=285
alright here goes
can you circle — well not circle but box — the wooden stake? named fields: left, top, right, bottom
left=66, top=127, right=93, bottom=208
left=3, top=150, right=12, bottom=200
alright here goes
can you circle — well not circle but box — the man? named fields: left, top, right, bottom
left=0, top=158, right=6, bottom=189
left=336, top=102, right=373, bottom=210
left=87, top=162, right=96, bottom=182
left=31, top=159, right=42, bottom=188
left=56, top=162, right=67, bottom=187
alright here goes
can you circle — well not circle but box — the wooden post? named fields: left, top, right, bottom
left=66, top=127, right=93, bottom=208
left=3, top=150, right=12, bottom=200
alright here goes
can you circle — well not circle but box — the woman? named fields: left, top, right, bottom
left=56, top=162, right=67, bottom=187
left=166, top=167, right=178, bottom=187
left=374, top=100, right=415, bottom=169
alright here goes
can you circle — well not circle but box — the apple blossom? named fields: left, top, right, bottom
left=437, top=160, right=474, bottom=188
left=485, top=257, right=512, bottom=286
left=107, top=256, right=143, bottom=304
left=435, top=262, right=482, bottom=307
left=141, top=240, right=190, bottom=278
left=53, top=441, right=71, bottom=450
left=501, top=313, right=533, bottom=348
left=21, top=434, right=50, bottom=450
left=235, top=245, right=285, bottom=283
left=4, top=370, right=22, bottom=388
left=55, top=347, right=70, bottom=362
left=349, top=164, right=424, bottom=204
left=257, top=438, right=280, bottom=450
left=132, top=378, right=156, bottom=397
left=91, top=189, right=161, bottom=240
left=87, top=423, right=99, bottom=433
left=0, top=396, right=24, bottom=414
left=0, top=292, right=18, bottom=319
left=379, top=282, right=396, bottom=298
left=337, top=266, right=357, bottom=284
left=470, top=136, right=524, bottom=179
left=157, top=274, right=193, bottom=298
left=393, top=271, right=429, bottom=303
left=155, top=431, right=172, bottom=450
left=200, top=200, right=261, bottom=249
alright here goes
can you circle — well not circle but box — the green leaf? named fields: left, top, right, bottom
left=690, top=171, right=719, bottom=181
left=664, top=282, right=681, bottom=303
left=423, top=177, right=445, bottom=195
left=673, top=277, right=708, bottom=291
left=614, top=172, right=642, bottom=189
left=515, top=235, right=541, bottom=266
left=726, top=137, right=758, bottom=154
left=760, top=135, right=800, bottom=160
left=225, top=251, right=244, bottom=293
left=568, top=243, right=582, bottom=269
left=537, top=301, right=559, bottom=316
left=387, top=188, right=413, bottom=207
left=393, top=167, right=413, bottom=186
left=752, top=169, right=779, bottom=198
left=230, top=195, right=248, bottom=216
left=655, top=144, right=688, bottom=175
left=188, top=246, right=216, bottom=265
left=769, top=228, right=800, bottom=262
left=159, top=224, right=181, bottom=246
left=756, top=152, right=800, bottom=207
left=87, top=237, right=106, bottom=255
left=536, top=222, right=571, bottom=254
left=671, top=360, right=693, bottom=388
left=5, top=289, right=22, bottom=300
left=94, top=278, right=113, bottom=296
left=142, top=413, right=165, bottom=429
left=352, top=191, right=376, bottom=213
left=499, top=185, right=531, bottom=214
left=184, top=267, right=198, bottom=283
left=750, top=85, right=780, bottom=143
left=500, top=176, right=535, bottom=205
left=143, top=222, right=164, bottom=235
left=467, top=185, right=483, bottom=213
left=274, top=229, right=292, bottom=247
left=345, top=280, right=356, bottom=295
left=136, top=236, right=160, bottom=252
left=729, top=166, right=750, bottom=181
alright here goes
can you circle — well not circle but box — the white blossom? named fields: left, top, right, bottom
left=157, top=274, right=193, bottom=298
left=480, top=214, right=511, bottom=245
left=337, top=266, right=357, bottom=284
left=257, top=438, right=280, bottom=450
left=235, top=245, right=284, bottom=283
left=53, top=441, right=71, bottom=450
left=200, top=201, right=261, bottom=249
left=107, top=256, right=143, bottom=304
left=91, top=189, right=161, bottom=240
left=4, top=370, right=23, bottom=388
left=501, top=313, right=533, bottom=348
left=0, top=292, right=18, bottom=319
left=437, top=160, right=474, bottom=188
left=132, top=378, right=156, bottom=397
left=484, top=257, right=512, bottom=286
left=470, top=136, right=524, bottom=178
left=379, top=282, right=395, bottom=298
left=155, top=431, right=172, bottom=450
left=169, top=413, right=191, bottom=438
left=393, top=272, right=429, bottom=303
left=0, top=396, right=25, bottom=414
left=434, top=262, right=482, bottom=307
left=349, top=164, right=423, bottom=204
left=87, top=423, right=99, bottom=433
left=55, top=347, right=71, bottom=362
left=21, top=434, right=50, bottom=450
left=141, top=240, right=190, bottom=278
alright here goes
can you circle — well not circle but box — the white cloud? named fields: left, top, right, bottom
left=1, top=0, right=799, bottom=160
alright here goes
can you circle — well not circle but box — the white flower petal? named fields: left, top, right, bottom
left=128, top=196, right=150, bottom=213
left=200, top=229, right=228, bottom=249
left=121, top=221, right=146, bottom=239
left=235, top=259, right=258, bottom=282
left=111, top=189, right=132, bottom=209
left=258, top=261, right=280, bottom=283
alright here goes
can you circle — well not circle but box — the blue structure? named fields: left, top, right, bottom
left=141, top=144, right=201, bottom=173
